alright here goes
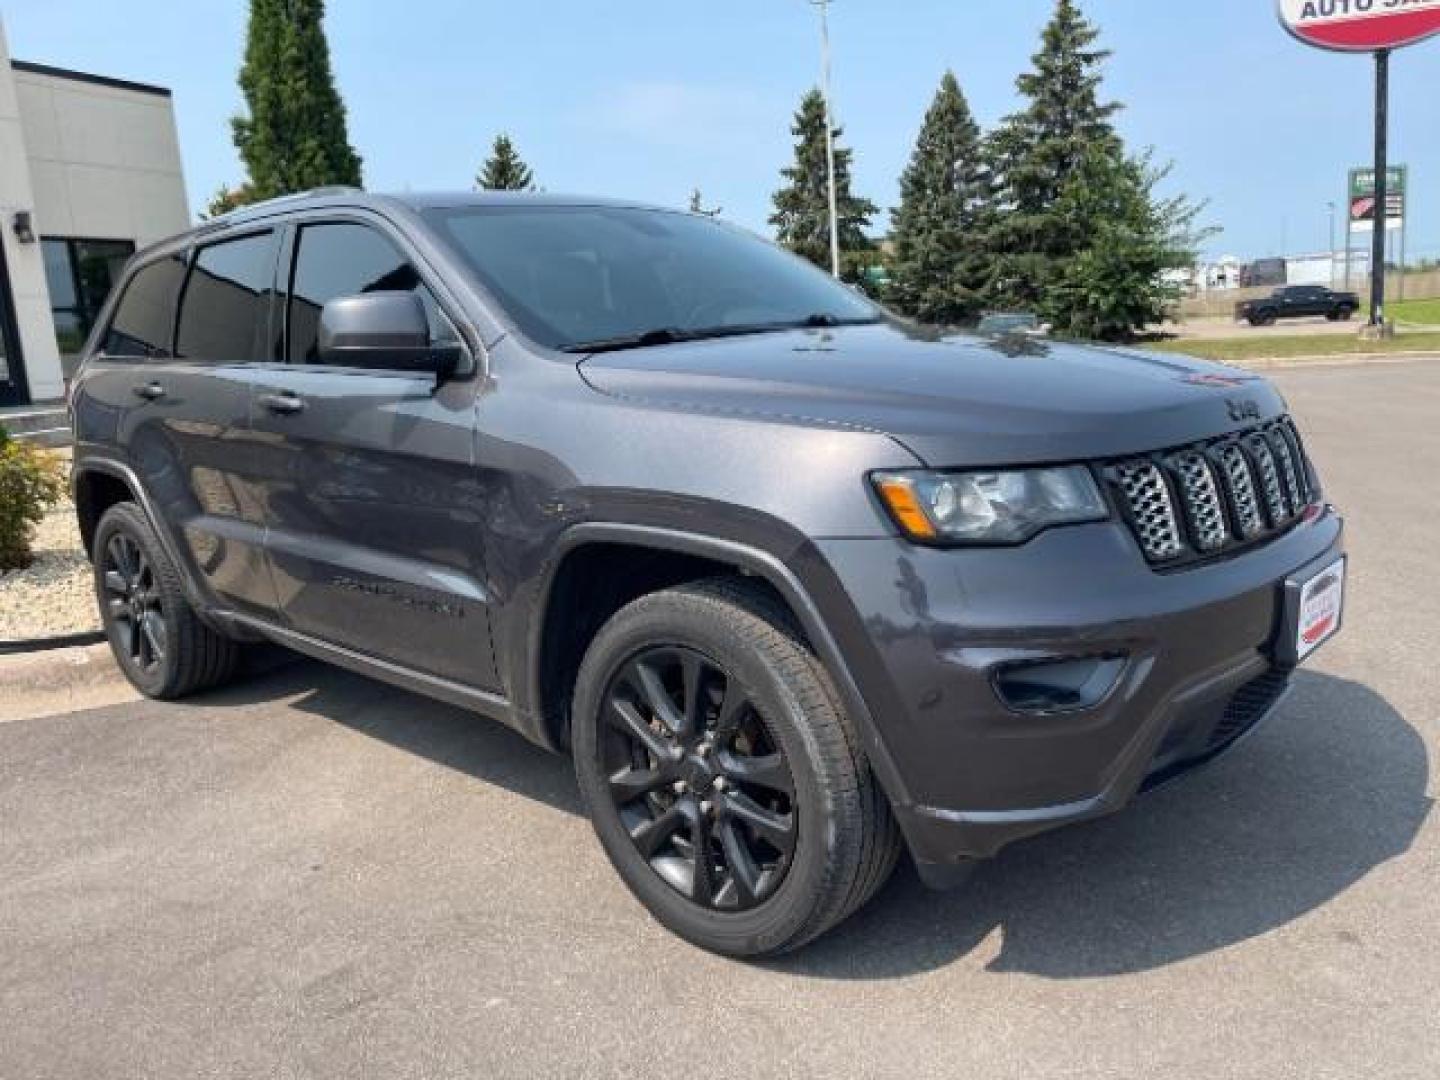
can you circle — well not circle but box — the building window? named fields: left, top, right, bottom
left=42, top=238, right=137, bottom=356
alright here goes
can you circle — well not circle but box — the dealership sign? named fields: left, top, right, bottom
left=1278, top=0, right=1440, bottom=51
left=1349, top=165, right=1407, bottom=231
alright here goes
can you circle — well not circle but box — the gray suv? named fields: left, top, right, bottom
left=70, top=191, right=1347, bottom=956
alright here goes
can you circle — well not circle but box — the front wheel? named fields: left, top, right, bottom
left=571, top=579, right=900, bottom=957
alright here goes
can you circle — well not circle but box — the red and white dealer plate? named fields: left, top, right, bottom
left=1296, top=557, right=1345, bottom=661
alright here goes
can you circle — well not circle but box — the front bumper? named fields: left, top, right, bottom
left=812, top=505, right=1345, bottom=887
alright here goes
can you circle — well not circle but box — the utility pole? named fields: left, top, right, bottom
left=812, top=0, right=841, bottom=278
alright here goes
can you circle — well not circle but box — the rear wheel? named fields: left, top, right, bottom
left=93, top=502, right=241, bottom=699
left=571, top=579, right=900, bottom=957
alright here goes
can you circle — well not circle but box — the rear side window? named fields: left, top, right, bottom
left=176, top=231, right=280, bottom=363
left=287, top=221, right=456, bottom=365
left=102, top=255, right=187, bottom=359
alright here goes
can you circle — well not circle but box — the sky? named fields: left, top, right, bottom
left=3, top=0, right=1437, bottom=263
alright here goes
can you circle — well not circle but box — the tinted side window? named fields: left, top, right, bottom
left=102, top=255, right=187, bottom=359
left=176, top=231, right=279, bottom=363
left=287, top=221, right=456, bottom=365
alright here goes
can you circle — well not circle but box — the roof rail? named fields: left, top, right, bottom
left=203, top=185, right=365, bottom=227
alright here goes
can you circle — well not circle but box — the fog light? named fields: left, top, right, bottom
left=992, top=655, right=1126, bottom=715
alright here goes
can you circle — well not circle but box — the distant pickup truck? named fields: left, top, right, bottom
left=1236, top=286, right=1360, bottom=327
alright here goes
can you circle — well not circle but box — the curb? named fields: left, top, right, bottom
left=0, top=630, right=106, bottom=656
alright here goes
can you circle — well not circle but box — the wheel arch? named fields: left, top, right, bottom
left=71, top=457, right=210, bottom=613
left=527, top=523, right=913, bottom=813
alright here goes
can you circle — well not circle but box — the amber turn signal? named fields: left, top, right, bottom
left=873, top=475, right=939, bottom=541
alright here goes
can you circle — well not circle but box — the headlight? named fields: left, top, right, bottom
left=872, top=466, right=1108, bottom=544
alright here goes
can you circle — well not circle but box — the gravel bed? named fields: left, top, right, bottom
left=0, top=501, right=99, bottom=640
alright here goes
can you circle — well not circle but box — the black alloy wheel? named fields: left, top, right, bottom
left=572, top=580, right=902, bottom=957
left=92, top=502, right=240, bottom=699
left=600, top=645, right=797, bottom=911
left=101, top=531, right=167, bottom=674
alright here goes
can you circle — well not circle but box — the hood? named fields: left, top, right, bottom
left=577, top=321, right=1286, bottom=466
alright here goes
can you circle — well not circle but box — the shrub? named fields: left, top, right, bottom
left=0, top=425, right=67, bottom=572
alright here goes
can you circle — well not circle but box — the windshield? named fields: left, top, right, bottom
left=422, top=204, right=879, bottom=351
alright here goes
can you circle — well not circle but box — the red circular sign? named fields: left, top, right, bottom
left=1278, top=0, right=1440, bottom=52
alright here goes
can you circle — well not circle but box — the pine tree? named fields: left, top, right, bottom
left=1048, top=148, right=1209, bottom=340
left=770, top=88, right=877, bottom=276
left=231, top=0, right=363, bottom=202
left=987, top=0, right=1121, bottom=308
left=888, top=72, right=994, bottom=325
left=477, top=134, right=535, bottom=191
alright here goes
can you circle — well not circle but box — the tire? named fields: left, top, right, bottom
left=1338, top=306, right=1355, bottom=322
left=571, top=578, right=901, bottom=957
left=93, top=502, right=241, bottom=699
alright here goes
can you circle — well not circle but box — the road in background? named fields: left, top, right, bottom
left=1165, top=316, right=1363, bottom=340
left=1, top=361, right=1437, bottom=1079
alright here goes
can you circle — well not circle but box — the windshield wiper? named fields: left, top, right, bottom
left=562, top=314, right=881, bottom=355
left=799, top=312, right=879, bottom=328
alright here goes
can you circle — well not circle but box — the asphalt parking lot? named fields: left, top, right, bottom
left=2, top=360, right=1437, bottom=1079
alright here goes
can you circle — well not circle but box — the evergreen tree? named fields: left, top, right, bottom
left=770, top=88, right=877, bottom=276
left=888, top=72, right=994, bottom=325
left=231, top=0, right=362, bottom=203
left=987, top=0, right=1121, bottom=308
left=1047, top=148, right=1209, bottom=340
left=477, top=134, right=535, bottom=191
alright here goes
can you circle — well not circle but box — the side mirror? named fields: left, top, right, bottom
left=318, top=292, right=460, bottom=378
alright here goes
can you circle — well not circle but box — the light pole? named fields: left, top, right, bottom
left=811, top=0, right=841, bottom=278
left=1328, top=201, right=1337, bottom=286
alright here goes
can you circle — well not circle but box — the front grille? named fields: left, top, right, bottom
left=1209, top=669, right=1290, bottom=748
left=1106, top=417, right=1317, bottom=567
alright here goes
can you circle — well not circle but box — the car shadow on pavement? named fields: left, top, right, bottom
left=197, top=662, right=1427, bottom=981
left=774, top=670, right=1431, bottom=981
left=205, top=649, right=587, bottom=816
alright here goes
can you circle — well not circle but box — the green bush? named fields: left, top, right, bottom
left=0, top=425, right=67, bottom=572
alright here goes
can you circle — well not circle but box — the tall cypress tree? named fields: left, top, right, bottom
left=888, top=72, right=994, bottom=325
left=988, top=0, right=1120, bottom=308
left=477, top=134, right=535, bottom=191
left=770, top=88, right=877, bottom=276
left=231, top=0, right=363, bottom=201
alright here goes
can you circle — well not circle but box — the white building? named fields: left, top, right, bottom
left=1, top=14, right=189, bottom=407
left=1197, top=256, right=1245, bottom=291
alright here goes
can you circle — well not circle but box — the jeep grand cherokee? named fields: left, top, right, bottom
left=69, top=191, right=1346, bottom=956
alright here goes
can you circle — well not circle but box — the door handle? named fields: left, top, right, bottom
left=260, top=391, right=306, bottom=416
left=133, top=381, right=166, bottom=401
